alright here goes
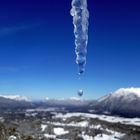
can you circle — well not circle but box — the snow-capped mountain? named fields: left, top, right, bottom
left=98, top=87, right=140, bottom=103
left=94, top=87, right=140, bottom=117
left=0, top=95, right=30, bottom=102
left=0, top=96, right=33, bottom=111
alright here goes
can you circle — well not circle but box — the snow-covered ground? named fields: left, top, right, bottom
left=44, top=127, right=69, bottom=139
left=41, top=123, right=124, bottom=140
left=41, top=124, right=47, bottom=132
left=93, top=134, right=122, bottom=140
left=55, top=112, right=140, bottom=126
left=40, top=112, right=127, bottom=140
left=46, top=121, right=89, bottom=128
left=79, top=132, right=123, bottom=140
left=54, top=128, right=69, bottom=135
left=44, top=133, right=56, bottom=139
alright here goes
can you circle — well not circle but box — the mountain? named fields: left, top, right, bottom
left=0, top=95, right=94, bottom=112
left=0, top=96, right=33, bottom=112
left=1, top=88, right=140, bottom=118
left=93, top=88, right=140, bottom=117
left=0, top=95, right=30, bottom=102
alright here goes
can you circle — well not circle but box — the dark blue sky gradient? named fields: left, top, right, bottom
left=0, top=0, right=140, bottom=99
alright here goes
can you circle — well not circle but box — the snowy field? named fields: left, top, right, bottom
left=39, top=112, right=130, bottom=140
left=5, top=112, right=140, bottom=140
left=54, top=112, right=140, bottom=126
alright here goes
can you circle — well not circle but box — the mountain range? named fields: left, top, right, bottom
left=0, top=87, right=140, bottom=117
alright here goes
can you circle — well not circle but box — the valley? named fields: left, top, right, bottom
left=0, top=109, right=140, bottom=140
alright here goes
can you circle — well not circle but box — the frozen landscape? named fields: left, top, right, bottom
left=1, top=108, right=140, bottom=140
left=0, top=0, right=140, bottom=139
left=0, top=88, right=140, bottom=140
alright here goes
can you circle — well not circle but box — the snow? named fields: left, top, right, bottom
left=0, top=95, right=30, bottom=101
left=81, top=133, right=94, bottom=140
left=54, top=127, right=69, bottom=135
left=80, top=131, right=124, bottom=140
left=43, top=125, right=124, bottom=140
left=55, top=112, right=140, bottom=126
left=44, top=134, right=56, bottom=139
left=94, top=134, right=122, bottom=140
left=103, top=128, right=125, bottom=138
left=46, top=120, right=89, bottom=128
left=114, top=87, right=140, bottom=98
left=77, top=121, right=88, bottom=127
left=44, top=128, right=69, bottom=138
left=57, top=139, right=68, bottom=140
left=98, top=87, right=140, bottom=103
left=94, top=124, right=101, bottom=129
left=8, top=136, right=17, bottom=140
left=26, top=112, right=37, bottom=117
left=48, top=121, right=124, bottom=136
left=44, top=113, right=125, bottom=140
left=41, top=124, right=47, bottom=132
left=0, top=117, right=4, bottom=122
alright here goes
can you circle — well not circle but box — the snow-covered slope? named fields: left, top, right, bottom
left=0, top=95, right=30, bottom=102
left=98, top=87, right=140, bottom=102
left=94, top=88, right=140, bottom=117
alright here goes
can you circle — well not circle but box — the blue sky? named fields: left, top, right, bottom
left=0, top=0, right=140, bottom=100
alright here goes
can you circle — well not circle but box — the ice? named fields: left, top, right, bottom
left=70, top=0, right=89, bottom=74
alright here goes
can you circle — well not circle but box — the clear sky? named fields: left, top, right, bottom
left=0, top=0, right=140, bottom=100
